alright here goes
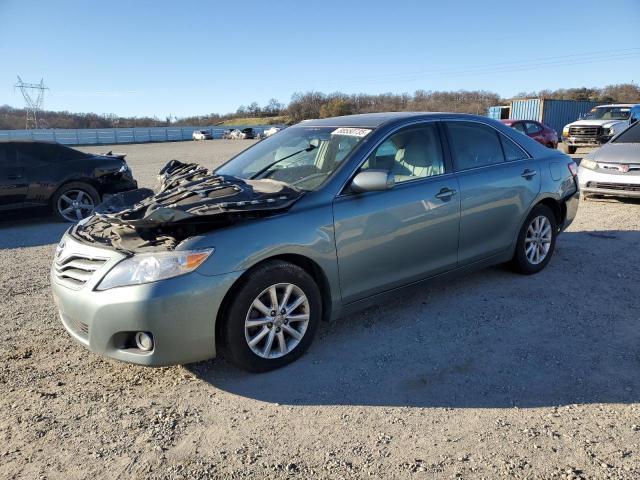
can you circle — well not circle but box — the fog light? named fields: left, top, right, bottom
left=134, top=332, right=153, bottom=351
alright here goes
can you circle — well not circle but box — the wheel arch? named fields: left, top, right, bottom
left=509, top=195, right=565, bottom=257
left=536, top=196, right=565, bottom=231
left=50, top=177, right=102, bottom=208
left=214, top=253, right=333, bottom=349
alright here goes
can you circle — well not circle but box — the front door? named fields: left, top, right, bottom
left=333, top=122, right=460, bottom=303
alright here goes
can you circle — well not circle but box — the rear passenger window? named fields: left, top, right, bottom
left=513, top=123, right=526, bottom=133
left=447, top=122, right=505, bottom=170
left=525, top=122, right=542, bottom=134
left=500, top=134, right=529, bottom=161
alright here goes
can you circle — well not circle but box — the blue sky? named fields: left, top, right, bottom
left=1, top=0, right=639, bottom=118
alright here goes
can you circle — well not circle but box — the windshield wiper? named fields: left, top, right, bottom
left=250, top=144, right=317, bottom=179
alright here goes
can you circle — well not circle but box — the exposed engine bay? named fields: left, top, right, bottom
left=72, top=160, right=304, bottom=252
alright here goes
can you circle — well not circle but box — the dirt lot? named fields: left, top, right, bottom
left=1, top=141, right=639, bottom=479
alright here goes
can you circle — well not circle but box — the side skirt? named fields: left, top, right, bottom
left=329, top=250, right=514, bottom=321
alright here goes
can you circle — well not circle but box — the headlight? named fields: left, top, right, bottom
left=580, top=158, right=598, bottom=170
left=562, top=127, right=569, bottom=136
left=97, top=248, right=214, bottom=290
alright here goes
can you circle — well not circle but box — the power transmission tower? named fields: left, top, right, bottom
left=14, top=76, right=49, bottom=129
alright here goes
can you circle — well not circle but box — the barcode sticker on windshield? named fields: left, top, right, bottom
left=331, top=127, right=371, bottom=137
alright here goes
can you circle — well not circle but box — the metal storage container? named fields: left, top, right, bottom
left=509, top=98, right=599, bottom=136
left=487, top=105, right=510, bottom=120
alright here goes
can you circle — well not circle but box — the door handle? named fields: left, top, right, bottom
left=435, top=187, right=457, bottom=200
left=521, top=169, right=537, bottom=179
left=8, top=174, right=23, bottom=180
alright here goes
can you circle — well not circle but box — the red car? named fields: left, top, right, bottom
left=501, top=120, right=558, bottom=149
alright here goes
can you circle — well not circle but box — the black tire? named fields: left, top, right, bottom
left=221, top=260, right=322, bottom=373
left=511, top=204, right=558, bottom=275
left=562, top=144, right=577, bottom=154
left=52, top=182, right=100, bottom=223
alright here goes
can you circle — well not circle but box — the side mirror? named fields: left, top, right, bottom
left=351, top=170, right=395, bottom=193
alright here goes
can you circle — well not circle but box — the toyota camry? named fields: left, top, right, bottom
left=51, top=113, right=579, bottom=372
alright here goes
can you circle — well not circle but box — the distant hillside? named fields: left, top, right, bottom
left=1, top=83, right=636, bottom=130
left=219, top=116, right=289, bottom=126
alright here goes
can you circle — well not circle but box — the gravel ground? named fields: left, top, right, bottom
left=1, top=142, right=639, bottom=479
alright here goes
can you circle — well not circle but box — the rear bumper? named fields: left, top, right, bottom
left=562, top=187, right=580, bottom=231
left=100, top=177, right=138, bottom=196
left=578, top=167, right=640, bottom=198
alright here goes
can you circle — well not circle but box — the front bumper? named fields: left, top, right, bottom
left=578, top=167, right=640, bottom=198
left=51, top=234, right=243, bottom=366
left=562, top=135, right=611, bottom=147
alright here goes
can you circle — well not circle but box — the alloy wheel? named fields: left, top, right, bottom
left=524, top=215, right=552, bottom=265
left=57, top=189, right=95, bottom=222
left=244, top=283, right=310, bottom=359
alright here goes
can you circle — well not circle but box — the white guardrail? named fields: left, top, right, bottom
left=0, top=125, right=283, bottom=146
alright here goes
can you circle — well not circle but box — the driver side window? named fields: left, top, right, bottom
left=360, top=123, right=445, bottom=183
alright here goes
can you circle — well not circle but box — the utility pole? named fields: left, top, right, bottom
left=14, top=76, right=49, bottom=129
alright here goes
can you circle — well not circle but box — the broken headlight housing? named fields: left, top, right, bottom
left=97, top=248, right=213, bottom=290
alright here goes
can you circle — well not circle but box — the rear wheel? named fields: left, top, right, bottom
left=52, top=182, right=100, bottom=222
left=222, top=260, right=321, bottom=372
left=511, top=204, right=557, bottom=275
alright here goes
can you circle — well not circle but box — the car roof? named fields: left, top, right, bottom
left=0, top=139, right=59, bottom=145
left=298, top=112, right=488, bottom=128
left=502, top=119, right=541, bottom=124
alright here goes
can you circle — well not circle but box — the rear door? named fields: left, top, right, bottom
left=0, top=144, right=28, bottom=210
left=333, top=121, right=460, bottom=303
left=444, top=120, right=541, bottom=265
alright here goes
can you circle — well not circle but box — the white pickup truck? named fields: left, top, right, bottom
left=561, top=104, right=634, bottom=154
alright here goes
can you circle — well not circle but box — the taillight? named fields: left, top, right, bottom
left=568, top=161, right=578, bottom=177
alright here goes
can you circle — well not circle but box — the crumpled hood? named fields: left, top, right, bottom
left=73, top=160, right=304, bottom=252
left=592, top=143, right=640, bottom=164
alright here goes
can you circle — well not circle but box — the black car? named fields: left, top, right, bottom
left=241, top=127, right=256, bottom=139
left=0, top=140, right=137, bottom=222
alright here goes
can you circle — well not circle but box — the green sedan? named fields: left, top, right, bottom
left=51, top=112, right=580, bottom=372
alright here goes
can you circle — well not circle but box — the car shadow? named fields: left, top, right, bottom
left=0, top=211, right=69, bottom=249
left=188, top=229, right=640, bottom=408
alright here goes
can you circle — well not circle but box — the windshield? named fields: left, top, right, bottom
left=585, top=106, right=631, bottom=120
left=612, top=121, right=640, bottom=143
left=216, top=126, right=371, bottom=190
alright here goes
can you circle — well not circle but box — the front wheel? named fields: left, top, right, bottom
left=52, top=182, right=100, bottom=223
left=222, top=260, right=322, bottom=372
left=511, top=204, right=558, bottom=275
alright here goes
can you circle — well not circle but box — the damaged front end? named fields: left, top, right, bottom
left=72, top=160, right=305, bottom=252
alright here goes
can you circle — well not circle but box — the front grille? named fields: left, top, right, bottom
left=599, top=163, right=640, bottom=174
left=53, top=254, right=107, bottom=290
left=587, top=182, right=640, bottom=192
left=569, top=125, right=602, bottom=138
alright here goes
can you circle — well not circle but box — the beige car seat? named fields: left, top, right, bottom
left=393, top=132, right=444, bottom=180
